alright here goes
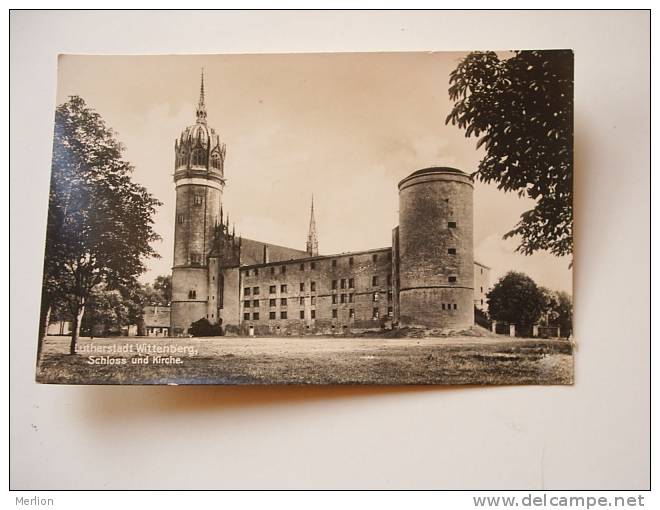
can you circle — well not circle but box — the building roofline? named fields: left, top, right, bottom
left=240, top=246, right=392, bottom=270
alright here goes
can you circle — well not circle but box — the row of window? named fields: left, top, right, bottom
left=242, top=307, right=394, bottom=322
left=242, top=275, right=394, bottom=297
left=175, top=150, right=222, bottom=169
left=242, top=290, right=393, bottom=308
left=443, top=303, right=459, bottom=310
left=244, top=282, right=317, bottom=295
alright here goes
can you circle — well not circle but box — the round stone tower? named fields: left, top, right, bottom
left=397, top=167, right=474, bottom=329
left=170, top=71, right=227, bottom=335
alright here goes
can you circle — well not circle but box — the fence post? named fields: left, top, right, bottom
left=491, top=321, right=497, bottom=334
left=509, top=324, right=516, bottom=337
left=532, top=325, right=539, bottom=337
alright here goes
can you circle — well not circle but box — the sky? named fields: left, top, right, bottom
left=55, top=52, right=572, bottom=294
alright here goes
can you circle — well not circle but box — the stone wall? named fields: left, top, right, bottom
left=237, top=248, right=394, bottom=335
left=398, top=168, right=474, bottom=329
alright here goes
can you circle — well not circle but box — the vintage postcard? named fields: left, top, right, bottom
left=36, top=51, right=574, bottom=385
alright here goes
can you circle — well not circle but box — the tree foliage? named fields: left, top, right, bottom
left=81, top=287, right=129, bottom=336
left=42, top=96, right=162, bottom=353
left=446, top=50, right=574, bottom=257
left=487, top=271, right=546, bottom=327
left=189, top=318, right=222, bottom=337
left=153, top=275, right=172, bottom=305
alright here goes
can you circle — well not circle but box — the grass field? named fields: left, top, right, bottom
left=36, top=334, right=574, bottom=385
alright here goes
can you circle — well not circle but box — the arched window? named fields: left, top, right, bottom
left=211, top=152, right=221, bottom=169
left=191, top=149, right=206, bottom=167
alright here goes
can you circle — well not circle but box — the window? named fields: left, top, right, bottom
left=372, top=254, right=378, bottom=262
left=349, top=309, right=355, bottom=319
left=349, top=257, right=354, bottom=266
left=332, top=280, right=337, bottom=290
left=387, top=290, right=393, bottom=301
left=245, top=269, right=250, bottom=277
left=448, top=248, right=457, bottom=255
left=481, top=299, right=484, bottom=306
left=349, top=293, right=354, bottom=303
left=340, top=294, right=346, bottom=304
left=178, top=214, right=185, bottom=224
left=193, top=195, right=203, bottom=206
left=254, top=268, right=259, bottom=276
left=300, top=263, right=304, bottom=271
left=281, top=284, right=287, bottom=293
left=311, top=296, right=316, bottom=305
left=311, top=309, right=316, bottom=319
left=281, top=266, right=286, bottom=274
left=340, top=279, right=346, bottom=289
left=448, top=221, right=457, bottom=228
left=372, top=276, right=379, bottom=286
left=311, top=281, right=316, bottom=291
left=299, top=296, right=305, bottom=305
left=442, top=303, right=446, bottom=310
left=453, top=303, right=458, bottom=310
left=192, top=148, right=206, bottom=166
left=188, top=290, right=196, bottom=300
left=253, top=312, right=259, bottom=320
left=448, top=276, right=457, bottom=283
left=332, top=309, right=338, bottom=318
left=332, top=294, right=337, bottom=304
left=244, top=300, right=250, bottom=308
left=253, top=287, right=260, bottom=295
left=269, top=312, right=276, bottom=320
left=332, top=259, right=337, bottom=267
left=244, top=287, right=251, bottom=296
left=253, top=300, right=259, bottom=307
left=270, top=299, right=276, bottom=307
left=190, top=253, right=202, bottom=265
left=481, top=268, right=484, bottom=274
left=244, top=313, right=250, bottom=321
left=373, top=308, right=379, bottom=319
left=270, top=267, right=275, bottom=275
left=388, top=307, right=393, bottom=317
left=480, top=286, right=483, bottom=293
left=300, top=310, right=305, bottom=319
left=211, top=153, right=221, bottom=169
left=269, top=285, right=276, bottom=294
left=300, top=282, right=305, bottom=291
left=373, top=292, right=379, bottom=302
left=281, top=298, right=287, bottom=306
left=311, top=262, right=316, bottom=270
left=280, top=311, right=287, bottom=319
left=349, top=278, right=354, bottom=288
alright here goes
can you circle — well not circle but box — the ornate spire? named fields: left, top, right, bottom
left=196, top=68, right=207, bottom=124
left=306, top=195, right=318, bottom=256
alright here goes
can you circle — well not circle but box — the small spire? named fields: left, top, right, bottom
left=196, top=67, right=207, bottom=124
left=306, top=194, right=318, bottom=256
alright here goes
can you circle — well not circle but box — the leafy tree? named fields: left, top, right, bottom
left=153, top=275, right=172, bottom=305
left=189, top=318, right=222, bottom=337
left=81, top=287, right=129, bottom=337
left=446, top=50, right=574, bottom=257
left=41, top=96, right=161, bottom=354
left=487, top=271, right=546, bottom=327
left=550, top=291, right=573, bottom=338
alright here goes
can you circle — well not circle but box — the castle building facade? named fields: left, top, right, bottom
left=170, top=76, right=489, bottom=336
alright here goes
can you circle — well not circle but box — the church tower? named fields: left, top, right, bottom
left=170, top=70, right=227, bottom=335
left=306, top=196, right=319, bottom=256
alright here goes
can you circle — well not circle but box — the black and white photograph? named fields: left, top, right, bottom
left=36, top=50, right=574, bottom=385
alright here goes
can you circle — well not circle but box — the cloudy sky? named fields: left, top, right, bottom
left=56, top=52, right=571, bottom=294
